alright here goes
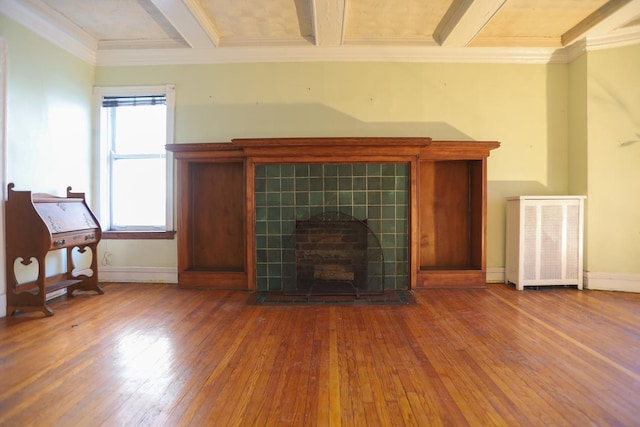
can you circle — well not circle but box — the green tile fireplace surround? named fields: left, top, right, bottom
left=255, top=163, right=409, bottom=291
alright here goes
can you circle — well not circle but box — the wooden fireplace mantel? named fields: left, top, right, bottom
left=167, top=137, right=500, bottom=290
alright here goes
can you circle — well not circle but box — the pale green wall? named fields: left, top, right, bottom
left=568, top=53, right=588, bottom=196
left=96, top=62, right=570, bottom=269
left=0, top=14, right=94, bottom=194
left=586, top=44, right=640, bottom=275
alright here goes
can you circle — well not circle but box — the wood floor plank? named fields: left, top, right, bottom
left=1, top=283, right=639, bottom=426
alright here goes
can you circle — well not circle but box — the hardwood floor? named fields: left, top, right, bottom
left=1, top=283, right=639, bottom=426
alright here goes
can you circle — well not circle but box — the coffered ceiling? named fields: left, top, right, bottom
left=2, top=0, right=640, bottom=65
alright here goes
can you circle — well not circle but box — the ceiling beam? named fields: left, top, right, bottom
left=311, top=0, right=346, bottom=46
left=149, top=0, right=219, bottom=48
left=435, top=0, right=506, bottom=47
left=562, top=0, right=640, bottom=46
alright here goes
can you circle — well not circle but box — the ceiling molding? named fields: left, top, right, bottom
left=95, top=45, right=560, bottom=66
left=311, top=0, right=346, bottom=46
left=0, top=0, right=96, bottom=64
left=149, top=0, right=218, bottom=48
left=586, top=25, right=640, bottom=50
left=435, top=0, right=507, bottom=47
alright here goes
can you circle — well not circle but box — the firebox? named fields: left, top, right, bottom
left=283, top=212, right=384, bottom=297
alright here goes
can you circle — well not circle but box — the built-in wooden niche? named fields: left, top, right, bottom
left=167, top=138, right=499, bottom=290
left=188, top=162, right=244, bottom=271
left=417, top=159, right=485, bottom=287
left=171, top=145, right=247, bottom=288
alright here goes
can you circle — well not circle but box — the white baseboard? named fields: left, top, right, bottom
left=98, top=266, right=178, bottom=284
left=584, top=272, right=640, bottom=293
left=486, top=268, right=640, bottom=293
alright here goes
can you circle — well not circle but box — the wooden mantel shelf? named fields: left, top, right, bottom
left=167, top=138, right=500, bottom=160
left=166, top=137, right=500, bottom=291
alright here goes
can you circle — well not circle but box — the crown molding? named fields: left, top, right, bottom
left=586, top=25, right=640, bottom=51
left=96, top=45, right=560, bottom=66
left=2, top=0, right=639, bottom=67
left=0, top=0, right=96, bottom=64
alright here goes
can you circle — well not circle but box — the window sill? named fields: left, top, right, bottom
left=102, top=230, right=176, bottom=240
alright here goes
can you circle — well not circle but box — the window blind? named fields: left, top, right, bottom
left=102, top=95, right=166, bottom=108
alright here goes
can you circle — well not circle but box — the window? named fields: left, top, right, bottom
left=94, top=85, right=175, bottom=238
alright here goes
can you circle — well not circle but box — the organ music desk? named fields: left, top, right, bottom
left=5, top=183, right=103, bottom=316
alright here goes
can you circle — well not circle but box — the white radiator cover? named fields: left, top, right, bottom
left=505, top=196, right=586, bottom=290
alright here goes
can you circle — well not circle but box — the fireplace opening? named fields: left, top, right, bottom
left=283, top=211, right=384, bottom=297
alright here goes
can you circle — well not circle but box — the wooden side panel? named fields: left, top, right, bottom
left=419, top=161, right=471, bottom=268
left=419, top=161, right=437, bottom=267
left=469, top=160, right=484, bottom=270
left=188, top=162, right=245, bottom=271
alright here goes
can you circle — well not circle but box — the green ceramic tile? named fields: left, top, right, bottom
left=267, top=206, right=280, bottom=220
left=255, top=192, right=267, bottom=207
left=266, top=192, right=281, bottom=206
left=267, top=249, right=282, bottom=262
left=295, top=192, right=309, bottom=206
left=267, top=221, right=281, bottom=235
left=266, top=178, right=281, bottom=192
left=281, top=164, right=294, bottom=177
left=255, top=178, right=266, bottom=193
left=310, top=177, right=323, bottom=191
left=353, top=205, right=367, bottom=219
left=255, top=220, right=267, bottom=235
left=296, top=177, right=309, bottom=191
left=309, top=164, right=323, bottom=177
left=266, top=165, right=280, bottom=177
left=281, top=177, right=294, bottom=191
left=309, top=191, right=323, bottom=206
left=353, top=191, right=366, bottom=205
left=323, top=176, right=337, bottom=191
left=338, top=177, right=353, bottom=190
left=382, top=206, right=395, bottom=220
left=382, top=219, right=396, bottom=233
left=382, top=177, right=395, bottom=190
left=382, top=191, right=395, bottom=205
left=338, top=191, right=352, bottom=206
left=338, top=164, right=352, bottom=176
left=295, top=164, right=309, bottom=177
left=281, top=191, right=294, bottom=206
left=382, top=163, right=396, bottom=176
left=368, top=176, right=381, bottom=190
left=353, top=164, right=366, bottom=176
left=367, top=164, right=381, bottom=175
left=255, top=207, right=267, bottom=221
left=368, top=191, right=381, bottom=205
left=324, top=191, right=337, bottom=206
left=324, top=164, right=337, bottom=176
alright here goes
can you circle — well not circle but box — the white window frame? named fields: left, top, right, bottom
left=93, top=84, right=175, bottom=233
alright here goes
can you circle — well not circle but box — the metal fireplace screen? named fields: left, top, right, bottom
left=282, top=211, right=384, bottom=296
